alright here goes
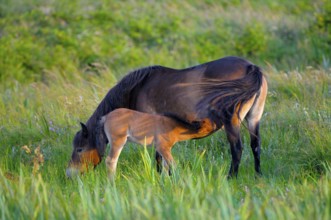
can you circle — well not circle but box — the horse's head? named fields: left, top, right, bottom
left=66, top=122, right=102, bottom=178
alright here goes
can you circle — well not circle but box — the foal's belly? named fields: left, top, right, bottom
left=127, top=135, right=155, bottom=147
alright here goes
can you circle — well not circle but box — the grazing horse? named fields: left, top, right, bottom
left=66, top=56, right=268, bottom=178
left=101, top=108, right=216, bottom=176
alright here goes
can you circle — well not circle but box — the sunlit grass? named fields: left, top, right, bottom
left=0, top=159, right=330, bottom=219
left=1, top=0, right=331, bottom=219
left=0, top=0, right=330, bottom=87
left=0, top=63, right=330, bottom=220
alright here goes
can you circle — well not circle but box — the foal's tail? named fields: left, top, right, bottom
left=197, top=65, right=263, bottom=125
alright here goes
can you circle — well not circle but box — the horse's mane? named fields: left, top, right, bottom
left=163, top=112, right=202, bottom=131
left=85, top=65, right=165, bottom=156
left=88, top=65, right=163, bottom=124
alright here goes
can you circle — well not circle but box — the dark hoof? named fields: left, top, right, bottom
left=227, top=173, right=237, bottom=180
left=255, top=172, right=263, bottom=179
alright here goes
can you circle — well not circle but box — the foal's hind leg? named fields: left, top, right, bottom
left=161, top=150, right=175, bottom=175
left=155, top=151, right=163, bottom=173
left=156, top=143, right=175, bottom=175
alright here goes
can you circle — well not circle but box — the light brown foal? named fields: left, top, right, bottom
left=101, top=108, right=216, bottom=177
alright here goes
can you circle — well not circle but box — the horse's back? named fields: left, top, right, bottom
left=135, top=56, right=253, bottom=120
left=202, top=56, right=252, bottom=80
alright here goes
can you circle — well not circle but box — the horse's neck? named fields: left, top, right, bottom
left=86, top=116, right=108, bottom=157
left=86, top=95, right=116, bottom=134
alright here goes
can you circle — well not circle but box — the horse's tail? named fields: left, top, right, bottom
left=197, top=64, right=263, bottom=125
left=163, top=112, right=202, bottom=131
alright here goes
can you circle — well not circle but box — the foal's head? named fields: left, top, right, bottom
left=66, top=122, right=102, bottom=177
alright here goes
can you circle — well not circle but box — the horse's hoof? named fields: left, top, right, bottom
left=255, top=172, right=263, bottom=179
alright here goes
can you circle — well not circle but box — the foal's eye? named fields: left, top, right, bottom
left=76, top=148, right=83, bottom=153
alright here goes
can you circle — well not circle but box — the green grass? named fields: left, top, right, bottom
left=1, top=0, right=330, bottom=86
left=1, top=0, right=331, bottom=219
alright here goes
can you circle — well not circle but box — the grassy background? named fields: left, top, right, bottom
left=0, top=0, right=331, bottom=219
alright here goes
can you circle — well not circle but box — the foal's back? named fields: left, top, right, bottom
left=103, top=108, right=214, bottom=147
left=103, top=108, right=180, bottom=146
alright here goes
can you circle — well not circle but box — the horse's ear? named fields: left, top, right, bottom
left=80, top=122, right=88, bottom=138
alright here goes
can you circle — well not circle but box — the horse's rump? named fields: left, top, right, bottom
left=196, top=64, right=263, bottom=126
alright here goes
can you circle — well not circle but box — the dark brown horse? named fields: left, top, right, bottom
left=66, top=56, right=268, bottom=178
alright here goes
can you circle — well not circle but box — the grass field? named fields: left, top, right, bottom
left=1, top=0, right=331, bottom=219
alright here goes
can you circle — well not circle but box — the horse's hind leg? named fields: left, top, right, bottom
left=224, top=121, right=243, bottom=178
left=247, top=121, right=262, bottom=175
left=246, top=77, right=267, bottom=176
left=226, top=95, right=258, bottom=178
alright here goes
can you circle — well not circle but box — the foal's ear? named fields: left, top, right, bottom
left=80, top=122, right=88, bottom=138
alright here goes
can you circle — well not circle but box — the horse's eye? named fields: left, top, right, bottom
left=76, top=148, right=83, bottom=153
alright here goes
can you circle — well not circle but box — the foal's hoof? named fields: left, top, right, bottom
left=107, top=171, right=116, bottom=183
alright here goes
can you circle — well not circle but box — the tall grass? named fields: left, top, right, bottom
left=0, top=67, right=330, bottom=219
left=0, top=155, right=330, bottom=219
left=0, top=0, right=330, bottom=87
left=1, top=0, right=331, bottom=219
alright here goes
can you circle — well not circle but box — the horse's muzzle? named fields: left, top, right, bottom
left=66, top=167, right=79, bottom=178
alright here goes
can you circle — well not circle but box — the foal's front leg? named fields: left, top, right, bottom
left=106, top=137, right=127, bottom=179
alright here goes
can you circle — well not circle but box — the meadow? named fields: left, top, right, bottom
left=0, top=0, right=330, bottom=219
